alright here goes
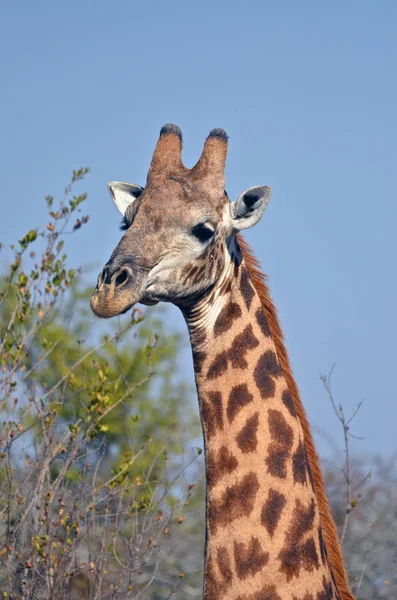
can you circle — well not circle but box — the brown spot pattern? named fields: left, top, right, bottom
left=182, top=263, right=199, bottom=284
left=220, top=279, right=232, bottom=296
left=265, top=446, right=291, bottom=479
left=306, top=458, right=315, bottom=490
left=279, top=537, right=320, bottom=583
left=180, top=263, right=191, bottom=277
left=217, top=547, right=233, bottom=584
left=236, top=585, right=282, bottom=600
left=282, top=388, right=296, bottom=416
left=261, top=488, right=287, bottom=537
left=234, top=536, right=269, bottom=579
left=206, top=445, right=238, bottom=489
left=292, top=439, right=308, bottom=485
left=192, top=350, right=206, bottom=374
left=228, top=324, right=260, bottom=369
left=278, top=498, right=320, bottom=581
left=195, top=263, right=207, bottom=280
left=296, top=588, right=337, bottom=600
left=256, top=307, right=271, bottom=337
left=316, top=576, right=335, bottom=600
left=205, top=553, right=232, bottom=600
left=201, top=391, right=223, bottom=440
left=191, top=325, right=207, bottom=348
left=208, top=472, right=259, bottom=534
left=265, top=409, right=294, bottom=479
left=205, top=555, right=218, bottom=600
left=234, top=238, right=348, bottom=600
left=318, top=526, right=328, bottom=566
left=214, top=302, right=242, bottom=337
left=207, top=325, right=259, bottom=379
left=241, top=266, right=255, bottom=310
left=215, top=255, right=223, bottom=275
left=254, top=350, right=283, bottom=399
left=289, top=498, right=317, bottom=546
left=227, top=383, right=254, bottom=423
left=236, top=412, right=259, bottom=453
left=268, top=409, right=294, bottom=445
left=207, top=351, right=228, bottom=379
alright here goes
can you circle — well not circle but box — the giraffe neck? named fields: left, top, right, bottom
left=182, top=254, right=339, bottom=600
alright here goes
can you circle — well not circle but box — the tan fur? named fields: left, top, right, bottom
left=189, top=262, right=337, bottom=599
left=238, top=235, right=354, bottom=600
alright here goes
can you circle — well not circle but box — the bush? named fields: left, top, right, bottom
left=0, top=171, right=204, bottom=599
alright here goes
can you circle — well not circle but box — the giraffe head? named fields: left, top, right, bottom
left=90, top=124, right=271, bottom=318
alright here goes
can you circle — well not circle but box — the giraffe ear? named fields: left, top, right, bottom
left=108, top=181, right=144, bottom=215
left=230, top=186, right=272, bottom=231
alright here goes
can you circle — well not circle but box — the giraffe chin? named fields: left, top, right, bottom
left=139, top=298, right=159, bottom=306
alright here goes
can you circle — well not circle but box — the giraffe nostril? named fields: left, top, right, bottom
left=101, top=268, right=112, bottom=285
left=114, top=269, right=129, bottom=288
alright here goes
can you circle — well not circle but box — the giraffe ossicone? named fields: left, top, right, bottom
left=91, top=125, right=354, bottom=600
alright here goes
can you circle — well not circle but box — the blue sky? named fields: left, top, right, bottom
left=1, top=1, right=396, bottom=458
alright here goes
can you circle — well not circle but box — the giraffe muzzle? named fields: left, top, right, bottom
left=90, top=264, right=145, bottom=318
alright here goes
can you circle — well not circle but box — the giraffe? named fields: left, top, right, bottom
left=90, top=125, right=354, bottom=600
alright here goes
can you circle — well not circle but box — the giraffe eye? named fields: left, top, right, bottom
left=191, top=224, right=215, bottom=243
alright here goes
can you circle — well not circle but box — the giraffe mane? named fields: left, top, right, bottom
left=238, top=234, right=354, bottom=600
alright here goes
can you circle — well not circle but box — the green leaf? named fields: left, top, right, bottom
left=19, top=229, right=37, bottom=249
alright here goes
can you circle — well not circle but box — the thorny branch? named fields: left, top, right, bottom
left=320, top=364, right=370, bottom=546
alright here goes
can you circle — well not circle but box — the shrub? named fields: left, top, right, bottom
left=0, top=171, right=204, bottom=599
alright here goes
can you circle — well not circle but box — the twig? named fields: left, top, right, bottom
left=320, top=364, right=364, bottom=545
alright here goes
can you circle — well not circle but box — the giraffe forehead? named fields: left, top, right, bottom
left=134, top=201, right=222, bottom=234
left=137, top=176, right=229, bottom=222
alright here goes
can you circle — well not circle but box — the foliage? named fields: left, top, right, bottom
left=325, top=456, right=397, bottom=599
left=0, top=172, right=204, bottom=599
left=320, top=367, right=397, bottom=600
